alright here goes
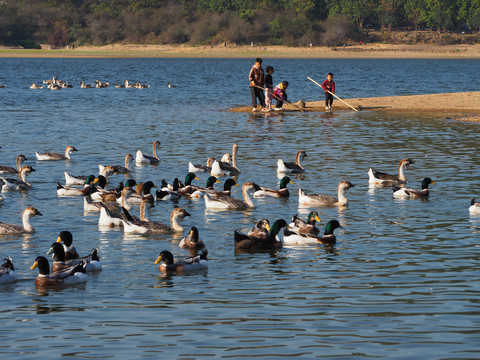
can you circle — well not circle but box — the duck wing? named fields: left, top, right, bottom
left=0, top=222, right=24, bottom=234
left=372, top=170, right=399, bottom=182
left=0, top=166, right=17, bottom=174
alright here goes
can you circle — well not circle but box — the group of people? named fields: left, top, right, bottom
left=248, top=57, right=335, bottom=112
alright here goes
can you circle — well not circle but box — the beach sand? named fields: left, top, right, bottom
left=229, top=91, right=480, bottom=122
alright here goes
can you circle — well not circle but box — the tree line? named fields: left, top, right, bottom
left=1, top=0, right=479, bottom=48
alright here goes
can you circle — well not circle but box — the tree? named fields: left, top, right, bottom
left=404, top=0, right=427, bottom=34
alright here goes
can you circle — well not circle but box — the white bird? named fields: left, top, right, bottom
left=368, top=158, right=415, bottom=186
left=277, top=150, right=307, bottom=174
left=469, top=199, right=480, bottom=214
left=35, top=146, right=78, bottom=160
left=136, top=140, right=160, bottom=166
left=0, top=206, right=43, bottom=235
left=298, top=180, right=355, bottom=207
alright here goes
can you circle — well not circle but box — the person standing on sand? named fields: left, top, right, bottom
left=263, top=66, right=274, bottom=112
left=249, top=58, right=265, bottom=112
left=321, top=73, right=335, bottom=111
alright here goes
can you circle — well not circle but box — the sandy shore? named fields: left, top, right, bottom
left=230, top=91, right=480, bottom=122
left=2, top=43, right=480, bottom=59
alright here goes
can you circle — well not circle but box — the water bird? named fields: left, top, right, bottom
left=469, top=199, right=480, bottom=214
left=277, top=150, right=307, bottom=174
left=47, top=241, right=102, bottom=272
left=35, top=145, right=78, bottom=160
left=288, top=211, right=321, bottom=236
left=0, top=257, right=16, bottom=284
left=247, top=219, right=270, bottom=239
left=179, top=227, right=206, bottom=249
left=99, top=154, right=134, bottom=175
left=234, top=219, right=288, bottom=251
left=0, top=83, right=6, bottom=88
left=393, top=177, right=434, bottom=198
left=31, top=256, right=87, bottom=286
left=283, top=220, right=341, bottom=246
left=168, top=82, right=176, bottom=88
left=136, top=140, right=160, bottom=165
left=298, top=180, right=355, bottom=207
left=30, top=83, right=43, bottom=89
left=368, top=158, right=415, bottom=186
left=189, top=176, right=222, bottom=198
left=0, top=154, right=27, bottom=175
left=210, top=144, right=240, bottom=176
left=55, top=231, right=79, bottom=260
left=204, top=182, right=258, bottom=210
left=188, top=157, right=215, bottom=173
left=0, top=206, right=42, bottom=235
left=0, top=166, right=35, bottom=190
left=80, top=81, right=94, bottom=88
left=154, top=250, right=208, bottom=273
left=253, top=176, right=294, bottom=197
left=56, top=175, right=96, bottom=196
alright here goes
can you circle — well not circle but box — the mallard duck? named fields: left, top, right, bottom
left=234, top=219, right=288, bottom=250
left=0, top=166, right=35, bottom=190
left=95, top=80, right=109, bottom=88
left=204, top=182, right=257, bottom=210
left=155, top=179, right=181, bottom=201
left=80, top=81, right=93, bottom=88
left=130, top=181, right=157, bottom=203
left=135, top=82, right=150, bottom=89
left=202, top=178, right=239, bottom=198
left=155, top=249, right=208, bottom=273
left=97, top=179, right=134, bottom=203
left=253, top=176, right=294, bottom=197
left=0, top=257, right=16, bottom=284
left=277, top=150, right=307, bottom=174
left=47, top=241, right=102, bottom=272
left=122, top=202, right=191, bottom=234
left=0, top=206, right=42, bottom=235
left=136, top=140, right=160, bottom=165
left=31, top=256, right=87, bottom=286
left=55, top=231, right=79, bottom=260
left=167, top=82, right=176, bottom=88
left=283, top=220, right=341, bottom=246
left=189, top=176, right=222, bottom=198
left=298, top=181, right=355, bottom=207
left=0, top=154, right=27, bottom=174
left=289, top=211, right=321, bottom=235
left=125, top=80, right=136, bottom=88
left=64, top=172, right=88, bottom=186
left=210, top=144, right=240, bottom=176
left=393, top=177, right=434, bottom=198
left=178, top=173, right=201, bottom=196
left=179, top=227, right=205, bottom=249
left=470, top=199, right=480, bottom=214
left=368, top=158, right=415, bottom=186
left=188, top=157, right=215, bottom=173
left=247, top=219, right=270, bottom=239
left=30, top=83, right=44, bottom=89
left=99, top=154, right=134, bottom=175
left=35, top=145, right=78, bottom=160
left=56, top=175, right=96, bottom=196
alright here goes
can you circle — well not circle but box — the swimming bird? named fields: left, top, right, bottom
left=210, top=144, right=240, bottom=176
left=469, top=199, right=480, bottom=214
left=0, top=83, right=7, bottom=88
left=247, top=219, right=270, bottom=239
left=154, top=250, right=208, bottom=273
left=204, top=182, right=258, bottom=210
left=47, top=242, right=102, bottom=272
left=122, top=201, right=191, bottom=234
left=177, top=173, right=201, bottom=196
left=30, top=83, right=44, bottom=89
left=55, top=231, right=79, bottom=260
left=283, top=220, right=341, bottom=246
left=135, top=82, right=150, bottom=89
left=136, top=140, right=160, bottom=165
left=167, top=82, right=176, bottom=88
left=253, top=176, right=294, bottom=197
left=129, top=181, right=157, bottom=203
left=0, top=206, right=42, bottom=235
left=392, top=177, right=434, bottom=198
left=200, top=178, right=239, bottom=198
left=234, top=219, right=288, bottom=251
left=56, top=175, right=96, bottom=196
left=188, top=157, right=215, bottom=173
left=298, top=181, right=355, bottom=207
left=179, top=227, right=206, bottom=249
left=97, top=189, right=138, bottom=227
left=0, top=166, right=35, bottom=190
left=0, top=154, right=27, bottom=175
left=31, top=256, right=87, bottom=286
left=95, top=80, right=109, bottom=88
left=289, top=211, right=321, bottom=235
left=277, top=150, right=307, bottom=174
left=80, top=81, right=94, bottom=88
left=0, top=257, right=16, bottom=284
left=99, top=154, right=134, bottom=175
left=35, top=145, right=78, bottom=160
left=189, top=176, right=222, bottom=198
left=368, top=158, right=415, bottom=186
left=125, top=80, right=136, bottom=88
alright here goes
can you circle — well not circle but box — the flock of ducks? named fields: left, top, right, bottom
left=0, top=140, right=475, bottom=288
left=25, top=77, right=177, bottom=90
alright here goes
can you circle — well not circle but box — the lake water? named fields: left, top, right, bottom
left=0, top=58, right=479, bottom=359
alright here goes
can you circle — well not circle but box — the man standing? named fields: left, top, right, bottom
left=249, top=58, right=265, bottom=112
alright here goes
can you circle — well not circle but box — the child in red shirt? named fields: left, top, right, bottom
left=321, top=73, right=335, bottom=110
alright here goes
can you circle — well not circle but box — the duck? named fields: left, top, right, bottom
left=0, top=206, right=42, bottom=235
left=135, top=82, right=150, bottom=89
left=80, top=81, right=94, bottom=88
left=47, top=242, right=102, bottom=272
left=392, top=177, right=434, bottom=198
left=30, top=83, right=44, bottom=89
left=247, top=219, right=270, bottom=239
left=469, top=198, right=480, bottom=214
left=0, top=166, right=35, bottom=190
left=368, top=158, right=415, bottom=186
left=95, top=80, right=109, bottom=88
left=55, top=230, right=79, bottom=260
left=97, top=190, right=139, bottom=227
left=0, top=83, right=7, bottom=88
left=125, top=80, right=136, bottom=88
left=154, top=250, right=208, bottom=273
left=253, top=176, right=294, bottom=197
left=99, top=154, right=134, bottom=175
left=0, top=154, right=28, bottom=174
left=178, top=173, right=201, bottom=196
left=283, top=220, right=341, bottom=246
left=188, top=157, right=215, bottom=173
left=204, top=182, right=258, bottom=210
left=234, top=219, right=288, bottom=251
left=0, top=257, right=16, bottom=284
left=189, top=176, right=222, bottom=198
left=95, top=179, right=134, bottom=203
left=56, top=174, right=96, bottom=196
left=277, top=150, right=307, bottom=174
left=31, top=256, right=87, bottom=286
left=211, top=144, right=240, bottom=176
left=298, top=181, right=355, bottom=207
left=35, top=145, right=78, bottom=160
left=179, top=227, right=206, bottom=249
left=64, top=172, right=89, bottom=186
left=155, top=179, right=181, bottom=201
left=200, top=178, right=239, bottom=198
left=167, top=82, right=176, bottom=88
left=114, top=82, right=125, bottom=88
left=122, top=202, right=191, bottom=234
left=130, top=181, right=157, bottom=203
left=289, top=211, right=321, bottom=235
left=136, top=140, right=160, bottom=166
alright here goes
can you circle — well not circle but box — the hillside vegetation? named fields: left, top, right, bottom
left=1, top=0, right=480, bottom=48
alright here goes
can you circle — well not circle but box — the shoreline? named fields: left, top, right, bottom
left=229, top=91, right=480, bottom=122
left=2, top=43, right=480, bottom=59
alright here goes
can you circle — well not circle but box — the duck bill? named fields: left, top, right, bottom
left=56, top=236, right=62, bottom=243
left=30, top=261, right=38, bottom=270
left=315, top=215, right=321, bottom=222
left=46, top=247, right=54, bottom=256
left=35, top=210, right=43, bottom=216
left=265, top=224, right=271, bottom=231
left=154, top=256, right=162, bottom=265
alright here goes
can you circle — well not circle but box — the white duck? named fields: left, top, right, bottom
left=99, top=154, right=134, bottom=175
left=188, top=157, right=215, bottom=173
left=204, top=182, right=257, bottom=210
left=368, top=158, right=415, bottom=186
left=35, top=146, right=78, bottom=160
left=136, top=140, right=160, bottom=165
left=0, top=207, right=43, bottom=235
left=277, top=150, right=307, bottom=174
left=0, top=257, right=16, bottom=284
left=469, top=199, right=480, bottom=214
left=298, top=180, right=355, bottom=207
left=210, top=144, right=240, bottom=176
left=1, top=166, right=35, bottom=191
